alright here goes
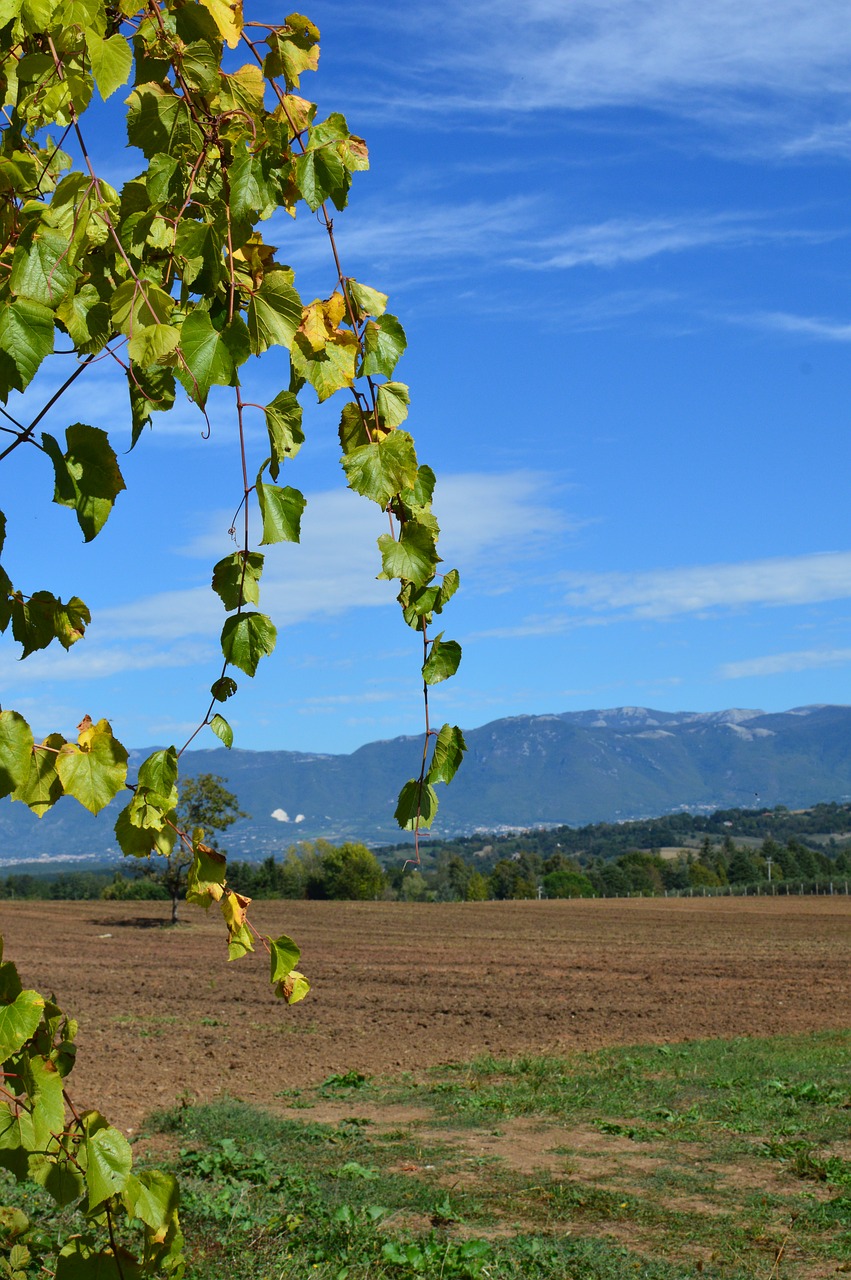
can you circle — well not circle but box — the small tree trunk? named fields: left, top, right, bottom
left=171, top=892, right=179, bottom=925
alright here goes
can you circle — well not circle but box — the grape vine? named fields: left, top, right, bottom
left=0, top=2, right=466, bottom=1274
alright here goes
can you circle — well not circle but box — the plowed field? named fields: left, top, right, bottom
left=2, top=897, right=848, bottom=1130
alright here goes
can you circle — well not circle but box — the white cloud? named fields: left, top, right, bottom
left=5, top=471, right=567, bottom=683
left=405, top=0, right=851, bottom=114
left=560, top=551, right=851, bottom=619
left=738, top=311, right=851, bottom=342
left=511, top=213, right=804, bottom=270
left=719, top=647, right=851, bottom=678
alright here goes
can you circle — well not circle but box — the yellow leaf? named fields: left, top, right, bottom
left=199, top=0, right=244, bottom=49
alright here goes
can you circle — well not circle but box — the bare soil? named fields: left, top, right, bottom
left=1, top=897, right=848, bottom=1130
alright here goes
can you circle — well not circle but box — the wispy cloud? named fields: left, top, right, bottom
left=736, top=310, right=851, bottom=342
left=719, top=647, right=851, bottom=678
left=392, top=1, right=851, bottom=116
left=560, top=551, right=851, bottom=619
left=3, top=472, right=567, bottom=685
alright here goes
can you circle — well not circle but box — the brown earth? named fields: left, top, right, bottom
left=1, top=896, right=848, bottom=1130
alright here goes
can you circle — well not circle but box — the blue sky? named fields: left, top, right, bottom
left=4, top=0, right=851, bottom=753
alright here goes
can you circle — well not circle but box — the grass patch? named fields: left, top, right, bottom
left=3, top=1032, right=849, bottom=1278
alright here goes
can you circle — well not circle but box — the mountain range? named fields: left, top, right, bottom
left=2, top=704, right=851, bottom=863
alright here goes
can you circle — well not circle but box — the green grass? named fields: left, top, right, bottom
left=3, top=1032, right=850, bottom=1279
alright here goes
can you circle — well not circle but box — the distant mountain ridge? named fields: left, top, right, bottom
left=2, top=704, right=851, bottom=862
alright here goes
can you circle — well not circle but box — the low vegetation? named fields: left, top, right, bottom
left=4, top=1032, right=848, bottom=1278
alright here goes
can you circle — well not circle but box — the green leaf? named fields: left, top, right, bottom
left=247, top=272, right=302, bottom=355
left=256, top=480, right=305, bottom=545
left=342, top=430, right=419, bottom=507
left=437, top=568, right=460, bottom=609
left=377, top=521, right=440, bottom=586
left=210, top=714, right=233, bottom=748
left=122, top=1169, right=179, bottom=1234
left=265, top=390, right=304, bottom=479
left=0, top=297, right=54, bottom=393
left=111, top=279, right=174, bottom=334
left=136, top=748, right=178, bottom=803
left=43, top=424, right=125, bottom=542
left=86, top=31, right=133, bottom=100
left=269, top=934, right=300, bottom=984
left=347, top=279, right=387, bottom=320
left=422, top=632, right=462, bottom=685
left=376, top=381, right=410, bottom=429
left=295, top=137, right=347, bottom=211
left=220, top=611, right=277, bottom=677
left=0, top=989, right=43, bottom=1059
left=56, top=721, right=128, bottom=815
left=11, top=733, right=65, bottom=817
left=84, top=1116, right=132, bottom=1210
left=177, top=309, right=236, bottom=406
left=394, top=778, right=438, bottom=831
left=361, top=314, right=406, bottom=379
left=126, top=82, right=204, bottom=160
left=10, top=224, right=78, bottom=308
left=126, top=322, right=180, bottom=367
left=211, top=676, right=237, bottom=701
left=212, top=551, right=264, bottom=610
left=0, top=711, right=33, bottom=800
left=427, top=724, right=467, bottom=786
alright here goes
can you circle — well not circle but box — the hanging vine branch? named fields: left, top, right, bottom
left=0, top=3, right=466, bottom=1274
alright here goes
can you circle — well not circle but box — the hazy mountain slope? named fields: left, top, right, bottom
left=1, top=705, right=849, bottom=861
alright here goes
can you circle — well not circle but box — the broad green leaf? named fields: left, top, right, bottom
left=342, top=430, right=418, bottom=507
left=179, top=39, right=220, bottom=93
left=111, top=279, right=174, bottom=333
left=338, top=401, right=370, bottom=453
left=56, top=720, right=128, bottom=814
left=84, top=1117, right=132, bottom=1210
left=211, top=675, right=237, bottom=701
left=427, top=724, right=467, bottom=786
left=376, top=381, right=410, bottom=429
left=115, top=804, right=177, bottom=858
left=394, top=778, right=438, bottom=831
left=402, top=464, right=436, bottom=512
left=347, top=279, right=387, bottom=319
left=269, top=934, right=300, bottom=983
left=10, top=225, right=78, bottom=307
left=27, top=1053, right=65, bottom=1150
left=86, top=31, right=133, bottom=99
left=0, top=710, right=33, bottom=799
left=11, top=733, right=65, bottom=817
left=265, top=390, right=304, bottom=479
left=294, top=138, right=347, bottom=212
left=55, top=1236, right=142, bottom=1280
left=256, top=480, right=305, bottom=545
left=276, top=969, right=310, bottom=1003
left=126, top=82, right=204, bottom=159
left=422, top=632, right=462, bottom=685
left=127, top=323, right=180, bottom=367
left=44, top=424, right=125, bottom=542
left=437, top=568, right=460, bottom=609
left=177, top=309, right=236, bottom=406
left=136, top=748, right=178, bottom=804
left=220, top=611, right=277, bottom=677
left=265, top=17, right=319, bottom=89
left=247, top=272, right=302, bottom=355
left=55, top=593, right=94, bottom=649
left=398, top=581, right=439, bottom=630
left=361, top=314, right=406, bottom=379
left=199, top=0, right=243, bottom=48
left=210, top=714, right=233, bottom=748
left=0, top=297, right=53, bottom=392
left=122, top=1169, right=179, bottom=1234
left=377, top=520, right=440, bottom=586
left=0, top=989, right=43, bottom=1059
left=212, top=551, right=264, bottom=610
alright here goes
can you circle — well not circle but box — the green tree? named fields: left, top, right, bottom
left=149, top=774, right=248, bottom=924
left=321, top=842, right=385, bottom=900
